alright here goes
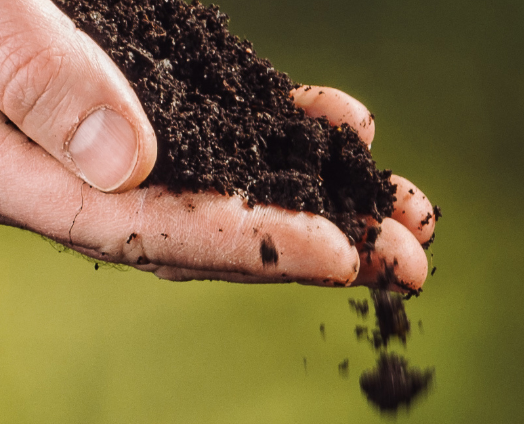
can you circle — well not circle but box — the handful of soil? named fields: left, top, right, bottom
left=53, top=0, right=436, bottom=413
left=53, top=0, right=397, bottom=244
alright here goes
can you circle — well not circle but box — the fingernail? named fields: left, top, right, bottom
left=68, top=109, right=138, bottom=191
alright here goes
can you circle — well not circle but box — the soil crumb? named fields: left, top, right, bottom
left=319, top=323, right=326, bottom=341
left=338, top=358, right=349, bottom=378
left=349, top=269, right=434, bottom=411
left=348, top=298, right=369, bottom=318
left=53, top=0, right=397, bottom=244
left=371, top=289, right=410, bottom=348
left=360, top=353, right=434, bottom=412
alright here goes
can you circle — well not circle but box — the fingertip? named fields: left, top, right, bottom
left=390, top=175, right=435, bottom=244
left=107, top=114, right=157, bottom=193
left=247, top=205, right=361, bottom=286
left=0, top=2, right=157, bottom=194
left=66, top=107, right=157, bottom=193
left=354, top=218, right=428, bottom=292
left=291, top=85, right=375, bottom=146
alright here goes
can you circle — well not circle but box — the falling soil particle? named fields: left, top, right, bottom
left=349, top=267, right=434, bottom=411
left=433, top=205, right=443, bottom=221
left=53, top=0, right=397, bottom=244
left=348, top=298, right=369, bottom=318
left=355, top=325, right=368, bottom=340
left=360, top=353, right=434, bottom=412
left=370, top=289, right=410, bottom=348
left=338, top=358, right=349, bottom=378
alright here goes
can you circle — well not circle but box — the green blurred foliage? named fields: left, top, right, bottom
left=1, top=0, right=523, bottom=422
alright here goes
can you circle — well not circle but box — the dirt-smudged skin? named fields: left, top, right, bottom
left=52, top=0, right=396, bottom=244
left=260, top=235, right=278, bottom=267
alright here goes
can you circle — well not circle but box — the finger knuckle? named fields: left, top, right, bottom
left=0, top=44, right=67, bottom=127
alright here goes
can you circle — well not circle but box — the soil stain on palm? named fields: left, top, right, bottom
left=260, top=235, right=278, bottom=267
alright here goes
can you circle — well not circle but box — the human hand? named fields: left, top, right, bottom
left=0, top=0, right=436, bottom=290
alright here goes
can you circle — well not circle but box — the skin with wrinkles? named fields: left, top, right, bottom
left=0, top=0, right=157, bottom=191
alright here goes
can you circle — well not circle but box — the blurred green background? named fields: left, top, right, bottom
left=1, top=0, right=523, bottom=422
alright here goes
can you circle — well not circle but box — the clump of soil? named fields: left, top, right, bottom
left=349, top=266, right=433, bottom=411
left=371, top=289, right=410, bottom=347
left=53, top=0, right=397, bottom=243
left=351, top=265, right=416, bottom=349
left=360, top=353, right=434, bottom=412
left=350, top=290, right=411, bottom=350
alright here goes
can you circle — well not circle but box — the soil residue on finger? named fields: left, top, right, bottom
left=260, top=235, right=278, bottom=267
left=53, top=0, right=397, bottom=244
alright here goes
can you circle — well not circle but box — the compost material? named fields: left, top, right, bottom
left=53, top=0, right=397, bottom=243
left=349, top=267, right=433, bottom=411
left=360, top=353, right=434, bottom=412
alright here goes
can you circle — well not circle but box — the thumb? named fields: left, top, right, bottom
left=0, top=0, right=156, bottom=192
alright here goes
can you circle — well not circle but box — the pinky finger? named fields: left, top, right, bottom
left=390, top=175, right=437, bottom=245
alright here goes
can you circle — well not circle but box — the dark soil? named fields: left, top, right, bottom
left=349, top=269, right=433, bottom=411
left=360, top=353, right=434, bottom=412
left=370, top=289, right=410, bottom=348
left=53, top=0, right=397, bottom=244
left=338, top=358, right=349, bottom=378
left=350, top=290, right=410, bottom=350
left=348, top=298, right=369, bottom=317
left=349, top=289, right=411, bottom=350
